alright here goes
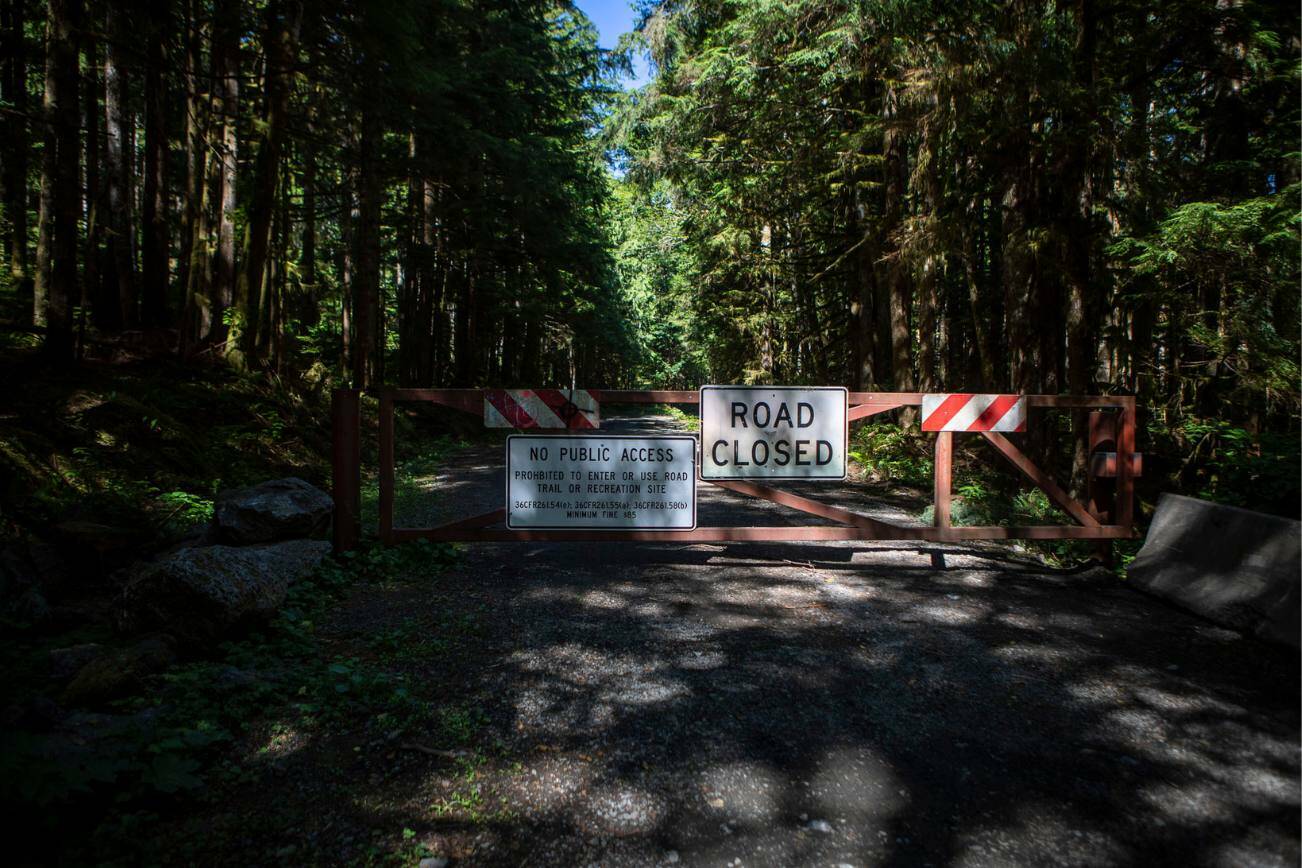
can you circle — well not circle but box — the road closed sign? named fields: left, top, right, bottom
left=700, top=386, right=847, bottom=480
left=506, top=435, right=696, bottom=530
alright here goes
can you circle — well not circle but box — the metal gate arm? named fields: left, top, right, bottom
left=849, top=403, right=906, bottom=422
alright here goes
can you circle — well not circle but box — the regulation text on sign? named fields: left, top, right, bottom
left=506, top=435, right=696, bottom=529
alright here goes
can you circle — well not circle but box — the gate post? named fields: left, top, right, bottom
left=934, top=431, right=953, bottom=528
left=332, top=388, right=362, bottom=554
left=1088, top=409, right=1117, bottom=565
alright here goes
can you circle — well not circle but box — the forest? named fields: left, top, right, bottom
left=0, top=0, right=1299, bottom=862
left=1, top=0, right=1298, bottom=516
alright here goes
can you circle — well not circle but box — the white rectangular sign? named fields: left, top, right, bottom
left=506, top=435, right=696, bottom=530
left=700, top=386, right=848, bottom=480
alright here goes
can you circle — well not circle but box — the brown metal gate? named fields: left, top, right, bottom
left=331, top=389, right=1136, bottom=553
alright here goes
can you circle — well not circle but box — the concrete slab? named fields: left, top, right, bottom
left=1128, top=493, right=1300, bottom=649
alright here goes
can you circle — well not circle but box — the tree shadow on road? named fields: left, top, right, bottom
left=162, top=537, right=1300, bottom=867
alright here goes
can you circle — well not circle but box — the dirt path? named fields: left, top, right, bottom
left=168, top=415, right=1300, bottom=867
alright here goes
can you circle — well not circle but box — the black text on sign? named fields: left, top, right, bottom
left=699, top=386, right=848, bottom=480
left=506, top=435, right=697, bottom=529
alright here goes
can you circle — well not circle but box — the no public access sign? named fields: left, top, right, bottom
left=506, top=435, right=696, bottom=530
left=699, top=386, right=848, bottom=480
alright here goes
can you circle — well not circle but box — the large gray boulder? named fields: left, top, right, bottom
left=1128, top=493, right=1300, bottom=649
left=121, top=539, right=330, bottom=642
left=213, top=477, right=332, bottom=544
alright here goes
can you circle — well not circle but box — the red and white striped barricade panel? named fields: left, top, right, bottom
left=484, top=389, right=599, bottom=429
left=921, top=393, right=1027, bottom=432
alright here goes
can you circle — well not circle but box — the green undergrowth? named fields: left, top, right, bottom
left=1158, top=417, right=1300, bottom=516
left=661, top=404, right=700, bottom=430
left=849, top=421, right=934, bottom=488
left=851, top=413, right=1299, bottom=567
left=1, top=539, right=469, bottom=864
left=851, top=420, right=1115, bottom=568
left=0, top=354, right=333, bottom=542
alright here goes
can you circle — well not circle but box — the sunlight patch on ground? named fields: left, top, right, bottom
left=256, top=724, right=308, bottom=760
left=503, top=754, right=592, bottom=813
left=1140, top=781, right=1239, bottom=825
left=579, top=785, right=667, bottom=836
left=913, top=601, right=989, bottom=625
left=955, top=806, right=1128, bottom=867
left=809, top=746, right=907, bottom=824
left=676, top=648, right=727, bottom=670
left=994, top=642, right=1075, bottom=666
left=700, top=761, right=785, bottom=823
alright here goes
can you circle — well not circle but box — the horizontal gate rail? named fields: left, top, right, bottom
left=390, top=525, right=1136, bottom=544
left=332, top=388, right=1137, bottom=553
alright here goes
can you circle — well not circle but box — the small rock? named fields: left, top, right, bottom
left=213, top=478, right=333, bottom=544
left=418, top=857, right=449, bottom=868
left=807, top=819, right=833, bottom=833
left=798, top=812, right=808, bottom=822
left=719, top=823, right=733, bottom=835
left=664, top=851, right=680, bottom=864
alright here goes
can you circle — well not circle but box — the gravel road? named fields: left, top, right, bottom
left=185, top=414, right=1302, bottom=867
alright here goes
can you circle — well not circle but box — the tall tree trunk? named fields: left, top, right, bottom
left=351, top=100, right=381, bottom=388
left=422, top=177, right=443, bottom=385
left=269, top=154, right=289, bottom=369
left=299, top=89, right=318, bottom=327
left=34, top=8, right=56, bottom=329
left=453, top=253, right=476, bottom=386
left=1, top=0, right=30, bottom=296
left=83, top=30, right=104, bottom=333
left=339, top=164, right=354, bottom=376
left=398, top=132, right=420, bottom=386
left=917, top=257, right=938, bottom=392
left=1127, top=67, right=1156, bottom=401
left=232, top=0, right=303, bottom=367
left=177, top=0, right=199, bottom=328
left=141, top=12, right=169, bottom=327
left=1063, top=0, right=1099, bottom=492
left=915, top=135, right=942, bottom=393
left=1002, top=152, right=1040, bottom=394
left=211, top=0, right=240, bottom=341
left=104, top=0, right=136, bottom=329
left=181, top=6, right=217, bottom=356
left=847, top=196, right=877, bottom=390
left=881, top=80, right=915, bottom=413
left=43, top=0, right=80, bottom=361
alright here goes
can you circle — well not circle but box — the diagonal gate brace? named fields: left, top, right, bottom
left=704, top=478, right=906, bottom=537
left=981, top=431, right=1101, bottom=527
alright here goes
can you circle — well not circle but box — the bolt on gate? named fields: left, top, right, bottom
left=331, top=389, right=1138, bottom=553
